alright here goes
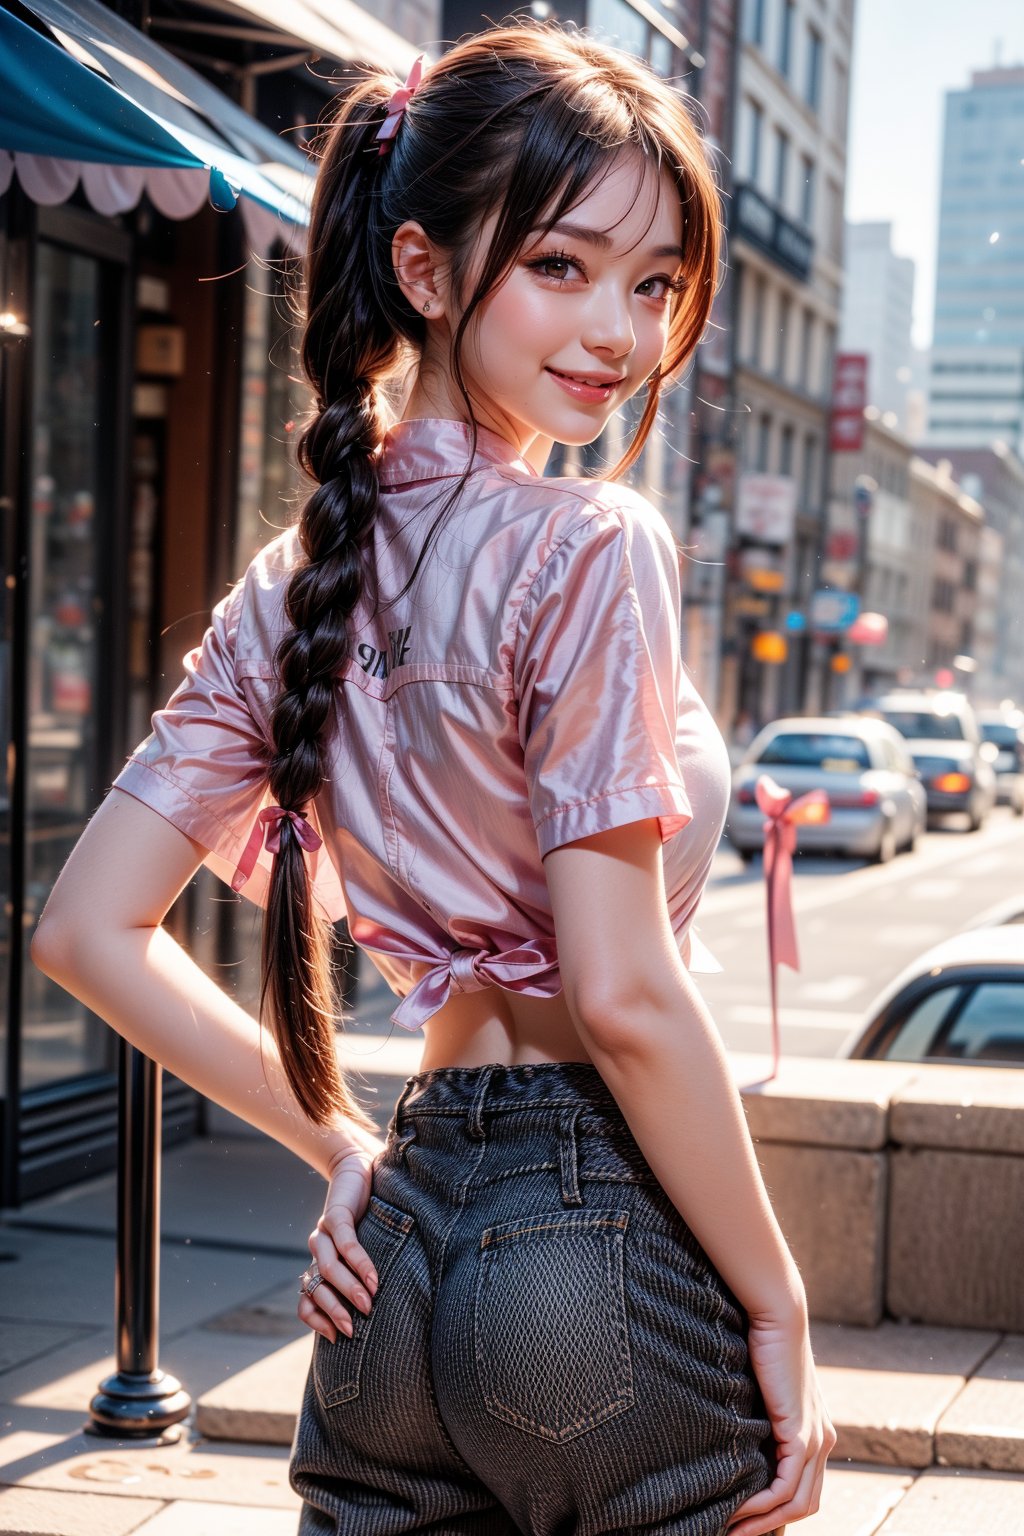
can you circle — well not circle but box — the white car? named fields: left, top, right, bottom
left=727, top=716, right=927, bottom=864
left=838, top=926, right=1024, bottom=1066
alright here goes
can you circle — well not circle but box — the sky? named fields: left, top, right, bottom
left=845, top=0, right=1024, bottom=351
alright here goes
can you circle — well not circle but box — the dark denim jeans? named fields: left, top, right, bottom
left=289, top=1061, right=778, bottom=1535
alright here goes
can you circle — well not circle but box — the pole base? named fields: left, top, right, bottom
left=86, top=1368, right=191, bottom=1438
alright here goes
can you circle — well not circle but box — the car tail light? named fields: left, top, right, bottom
left=736, top=786, right=757, bottom=805
left=934, top=772, right=971, bottom=793
left=827, top=789, right=881, bottom=808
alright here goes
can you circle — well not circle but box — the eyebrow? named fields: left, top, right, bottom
left=532, top=220, right=685, bottom=261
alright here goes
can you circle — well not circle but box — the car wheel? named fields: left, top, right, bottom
left=901, top=821, right=918, bottom=855
left=737, top=847, right=757, bottom=866
left=1015, top=794, right=1024, bottom=819
left=871, top=820, right=897, bottom=864
left=967, top=799, right=984, bottom=832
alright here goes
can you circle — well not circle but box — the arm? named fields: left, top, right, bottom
left=543, top=817, right=803, bottom=1322
left=30, top=787, right=379, bottom=1180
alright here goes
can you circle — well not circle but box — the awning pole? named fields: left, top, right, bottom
left=85, top=1041, right=191, bottom=1440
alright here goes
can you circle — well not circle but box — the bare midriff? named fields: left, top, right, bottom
left=417, top=986, right=596, bottom=1071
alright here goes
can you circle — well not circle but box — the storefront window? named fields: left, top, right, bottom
left=22, top=240, right=117, bottom=1089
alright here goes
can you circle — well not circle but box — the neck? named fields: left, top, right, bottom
left=399, top=371, right=554, bottom=475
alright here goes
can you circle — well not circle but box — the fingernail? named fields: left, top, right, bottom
left=365, top=1271, right=378, bottom=1293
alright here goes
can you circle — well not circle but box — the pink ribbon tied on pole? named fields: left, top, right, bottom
left=231, top=806, right=323, bottom=894
left=755, top=774, right=830, bottom=1079
left=375, top=54, right=426, bottom=155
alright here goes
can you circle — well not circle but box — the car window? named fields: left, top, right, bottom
left=757, top=733, right=870, bottom=770
left=981, top=723, right=1018, bottom=748
left=884, top=986, right=962, bottom=1061
left=937, top=982, right=1024, bottom=1063
left=881, top=710, right=966, bottom=742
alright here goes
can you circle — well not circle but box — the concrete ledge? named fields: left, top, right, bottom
left=888, top=1149, right=1024, bottom=1330
left=195, top=1336, right=309, bottom=1446
left=935, top=1335, right=1024, bottom=1472
left=810, top=1319, right=998, bottom=1468
left=890, top=1064, right=1024, bottom=1154
left=731, top=1053, right=918, bottom=1150
left=757, top=1144, right=886, bottom=1325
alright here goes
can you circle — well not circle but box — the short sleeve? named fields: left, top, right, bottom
left=513, top=499, right=693, bottom=857
left=110, top=571, right=346, bottom=922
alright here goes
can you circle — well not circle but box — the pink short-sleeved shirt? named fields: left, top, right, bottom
left=111, top=416, right=732, bottom=1032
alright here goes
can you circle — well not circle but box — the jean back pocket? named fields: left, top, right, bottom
left=312, top=1193, right=415, bottom=1409
left=473, top=1207, right=634, bottom=1444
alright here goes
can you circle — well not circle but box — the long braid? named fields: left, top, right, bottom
left=259, top=80, right=403, bottom=1130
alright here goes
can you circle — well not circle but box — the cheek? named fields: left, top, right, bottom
left=475, top=276, right=565, bottom=361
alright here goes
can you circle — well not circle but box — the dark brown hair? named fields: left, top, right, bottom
left=261, top=18, right=724, bottom=1129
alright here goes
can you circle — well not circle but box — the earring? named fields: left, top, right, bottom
left=423, top=300, right=432, bottom=314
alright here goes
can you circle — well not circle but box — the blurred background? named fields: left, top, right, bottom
left=1, top=0, right=1024, bottom=1209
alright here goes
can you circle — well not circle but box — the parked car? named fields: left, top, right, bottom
left=727, top=716, right=926, bottom=864
left=976, top=708, right=1024, bottom=816
left=860, top=689, right=996, bottom=831
left=839, top=926, right=1024, bottom=1066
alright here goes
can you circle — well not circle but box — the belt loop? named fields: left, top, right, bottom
left=465, top=1064, right=495, bottom=1140
left=558, top=1107, right=584, bottom=1207
left=392, top=1075, right=417, bottom=1130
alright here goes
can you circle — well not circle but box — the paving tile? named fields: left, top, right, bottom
left=0, top=1321, right=306, bottom=1418
left=0, top=1485, right=163, bottom=1535
left=936, top=1335, right=1024, bottom=1472
left=0, top=1225, right=302, bottom=1336
left=0, top=1320, right=94, bottom=1374
left=795, top=1461, right=916, bottom=1536
left=131, top=1499, right=301, bottom=1535
left=809, top=1320, right=1000, bottom=1467
left=195, top=1336, right=311, bottom=1445
left=874, top=1466, right=1024, bottom=1532
left=0, top=1427, right=301, bottom=1510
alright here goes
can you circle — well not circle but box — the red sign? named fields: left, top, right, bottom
left=830, top=353, right=869, bottom=453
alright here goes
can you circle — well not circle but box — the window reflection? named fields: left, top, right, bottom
left=23, top=241, right=116, bottom=1089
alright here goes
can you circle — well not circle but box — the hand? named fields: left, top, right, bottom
left=298, top=1131, right=387, bottom=1344
left=725, top=1305, right=837, bottom=1535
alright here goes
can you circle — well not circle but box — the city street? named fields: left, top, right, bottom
left=700, top=806, right=1024, bottom=1057
left=347, top=808, right=1024, bottom=1070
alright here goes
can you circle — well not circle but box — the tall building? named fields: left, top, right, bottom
left=926, top=65, right=1024, bottom=455
left=715, top=0, right=856, bottom=727
left=840, top=221, right=916, bottom=432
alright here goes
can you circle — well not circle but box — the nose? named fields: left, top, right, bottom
left=581, top=285, right=635, bottom=365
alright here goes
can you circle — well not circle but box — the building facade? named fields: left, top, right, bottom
left=840, top=220, right=916, bottom=433
left=713, top=0, right=855, bottom=731
left=926, top=65, right=1024, bottom=455
left=907, top=457, right=982, bottom=691
left=0, top=0, right=426, bottom=1206
left=916, top=443, right=1024, bottom=707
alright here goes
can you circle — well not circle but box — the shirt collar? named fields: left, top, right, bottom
left=376, top=416, right=538, bottom=486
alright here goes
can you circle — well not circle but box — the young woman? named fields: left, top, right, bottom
left=32, top=20, right=835, bottom=1536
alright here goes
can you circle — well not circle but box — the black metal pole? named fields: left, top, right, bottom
left=85, top=1040, right=191, bottom=1439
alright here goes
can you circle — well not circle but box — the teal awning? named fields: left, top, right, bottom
left=0, top=0, right=312, bottom=223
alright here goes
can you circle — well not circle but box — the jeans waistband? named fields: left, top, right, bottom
left=394, top=1060, right=622, bottom=1126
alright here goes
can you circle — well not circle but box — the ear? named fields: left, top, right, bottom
left=392, top=219, right=448, bottom=320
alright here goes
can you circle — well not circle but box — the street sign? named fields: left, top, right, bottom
left=735, top=473, right=797, bottom=545
left=810, top=590, right=860, bottom=633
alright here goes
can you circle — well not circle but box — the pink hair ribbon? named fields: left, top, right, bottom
left=375, top=53, right=426, bottom=155
left=754, top=775, right=830, bottom=1079
left=231, top=806, right=323, bottom=893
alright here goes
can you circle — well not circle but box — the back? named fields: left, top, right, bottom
left=111, top=416, right=731, bottom=1032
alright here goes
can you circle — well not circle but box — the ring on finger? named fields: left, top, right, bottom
left=301, top=1268, right=327, bottom=1299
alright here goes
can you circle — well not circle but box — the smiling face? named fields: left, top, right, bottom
left=401, top=148, right=686, bottom=458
